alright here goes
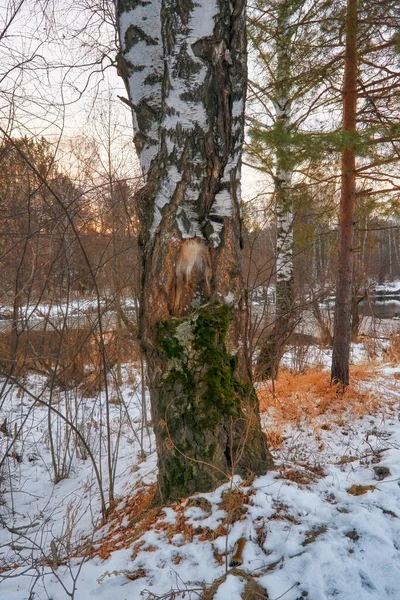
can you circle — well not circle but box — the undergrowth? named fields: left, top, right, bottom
left=384, top=332, right=400, bottom=363
left=257, top=365, right=389, bottom=449
left=75, top=483, right=252, bottom=565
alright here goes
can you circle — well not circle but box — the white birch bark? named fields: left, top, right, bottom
left=274, top=99, right=294, bottom=289
left=274, top=2, right=294, bottom=301
left=256, top=1, right=295, bottom=379
left=116, top=0, right=271, bottom=501
left=117, top=0, right=163, bottom=175
left=117, top=0, right=244, bottom=247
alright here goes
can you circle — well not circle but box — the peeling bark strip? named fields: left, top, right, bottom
left=117, top=0, right=272, bottom=501
left=331, top=0, right=358, bottom=387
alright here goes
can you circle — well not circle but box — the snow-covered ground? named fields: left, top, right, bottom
left=1, top=347, right=400, bottom=599
left=373, top=280, right=400, bottom=295
left=0, top=296, right=137, bottom=329
left=1, top=280, right=399, bottom=328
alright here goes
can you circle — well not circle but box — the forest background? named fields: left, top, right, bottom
left=0, top=0, right=399, bottom=598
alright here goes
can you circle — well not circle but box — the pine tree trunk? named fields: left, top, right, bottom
left=331, top=0, right=358, bottom=386
left=256, top=3, right=294, bottom=380
left=117, top=0, right=272, bottom=503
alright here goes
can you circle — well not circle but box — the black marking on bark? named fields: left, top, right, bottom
left=191, top=36, right=218, bottom=61
left=177, top=209, right=192, bottom=235
left=136, top=100, right=158, bottom=133
left=117, top=0, right=150, bottom=16
left=116, top=53, right=135, bottom=83
left=144, top=72, right=164, bottom=85
left=174, top=0, right=196, bottom=27
left=172, top=42, right=202, bottom=79
left=125, top=24, right=158, bottom=50
left=209, top=214, right=224, bottom=224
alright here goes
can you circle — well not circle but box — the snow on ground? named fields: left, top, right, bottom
left=281, top=337, right=383, bottom=372
left=0, top=296, right=137, bottom=327
left=373, top=280, right=400, bottom=294
left=1, top=353, right=400, bottom=599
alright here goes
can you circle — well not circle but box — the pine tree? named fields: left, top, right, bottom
left=331, top=0, right=358, bottom=386
left=331, top=0, right=400, bottom=385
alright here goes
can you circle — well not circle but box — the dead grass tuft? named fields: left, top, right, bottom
left=270, top=502, right=300, bottom=525
left=201, top=568, right=269, bottom=600
left=258, top=366, right=383, bottom=448
left=384, top=333, right=400, bottom=363
left=220, top=489, right=247, bottom=523
left=76, top=483, right=159, bottom=561
left=302, top=525, right=328, bottom=546
left=76, top=483, right=254, bottom=562
left=186, top=496, right=212, bottom=515
left=264, top=430, right=284, bottom=450
left=347, top=484, right=376, bottom=496
left=279, top=464, right=325, bottom=486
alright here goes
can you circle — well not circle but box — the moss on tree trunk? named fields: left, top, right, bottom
left=153, top=303, right=271, bottom=502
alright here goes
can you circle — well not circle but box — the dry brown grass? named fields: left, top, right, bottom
left=76, top=484, right=160, bottom=561
left=258, top=365, right=385, bottom=449
left=74, top=485, right=254, bottom=563
left=347, top=484, right=376, bottom=496
left=384, top=333, right=400, bottom=363
left=0, top=327, right=139, bottom=390
left=201, top=568, right=269, bottom=599
left=220, top=488, right=247, bottom=523
left=278, top=464, right=325, bottom=486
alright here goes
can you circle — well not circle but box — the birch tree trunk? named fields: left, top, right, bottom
left=331, top=0, right=358, bottom=386
left=116, top=0, right=272, bottom=502
left=256, top=2, right=294, bottom=380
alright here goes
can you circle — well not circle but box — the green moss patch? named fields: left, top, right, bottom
left=154, top=304, right=244, bottom=499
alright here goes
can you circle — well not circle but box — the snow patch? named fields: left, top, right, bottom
left=214, top=574, right=246, bottom=599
